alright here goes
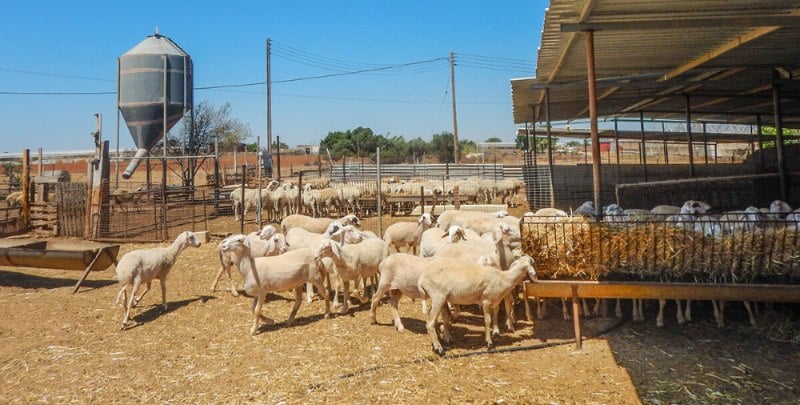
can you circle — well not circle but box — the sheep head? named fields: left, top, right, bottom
left=266, top=234, right=289, bottom=255
left=181, top=231, right=202, bottom=248
left=680, top=200, right=711, bottom=215
left=341, top=214, right=361, bottom=228
left=511, top=255, right=537, bottom=282
left=419, top=213, right=433, bottom=226
left=314, top=239, right=341, bottom=260
left=769, top=200, right=792, bottom=214
left=257, top=225, right=277, bottom=240
left=221, top=234, right=249, bottom=253
left=441, top=225, right=467, bottom=243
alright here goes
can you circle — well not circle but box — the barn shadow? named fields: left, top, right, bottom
left=0, top=268, right=116, bottom=290
left=597, top=300, right=800, bottom=404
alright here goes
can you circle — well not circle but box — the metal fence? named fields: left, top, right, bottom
left=521, top=216, right=800, bottom=285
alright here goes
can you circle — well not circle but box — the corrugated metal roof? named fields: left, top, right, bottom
left=512, top=0, right=800, bottom=129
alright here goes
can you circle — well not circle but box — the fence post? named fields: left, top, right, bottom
left=376, top=147, right=382, bottom=237
left=298, top=171, right=304, bottom=215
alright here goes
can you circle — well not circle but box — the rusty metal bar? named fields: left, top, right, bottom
left=639, top=111, right=648, bottom=181
left=585, top=30, right=603, bottom=216
left=525, top=280, right=800, bottom=302
left=571, top=285, right=582, bottom=349
left=686, top=94, right=696, bottom=177
left=772, top=70, right=788, bottom=202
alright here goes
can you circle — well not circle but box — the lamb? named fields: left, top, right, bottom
left=768, top=200, right=792, bottom=220
left=418, top=225, right=468, bottom=258
left=220, top=235, right=331, bottom=335
left=281, top=213, right=360, bottom=234
left=211, top=226, right=287, bottom=297
left=418, top=255, right=537, bottom=356
left=382, top=213, right=435, bottom=255
left=314, top=237, right=390, bottom=315
left=4, top=191, right=23, bottom=208
left=230, top=180, right=279, bottom=221
left=113, top=231, right=202, bottom=330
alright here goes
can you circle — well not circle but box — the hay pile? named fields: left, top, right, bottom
left=521, top=217, right=800, bottom=284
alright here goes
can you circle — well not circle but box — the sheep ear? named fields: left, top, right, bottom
left=493, top=230, right=503, bottom=243
left=440, top=231, right=449, bottom=239
left=330, top=240, right=341, bottom=258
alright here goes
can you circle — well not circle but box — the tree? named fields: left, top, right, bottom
left=515, top=135, right=557, bottom=151
left=406, top=137, right=429, bottom=162
left=486, top=137, right=502, bottom=143
left=430, top=132, right=455, bottom=163
left=170, top=101, right=251, bottom=186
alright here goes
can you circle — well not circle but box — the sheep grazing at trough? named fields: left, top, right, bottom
left=418, top=225, right=469, bottom=258
left=382, top=213, right=435, bottom=255
left=281, top=213, right=360, bottom=234
left=573, top=201, right=595, bottom=217
left=4, top=191, right=24, bottom=208
left=418, top=255, right=537, bottom=356
left=314, top=237, right=390, bottom=315
left=768, top=200, right=793, bottom=220
left=220, top=234, right=331, bottom=335
left=211, top=226, right=287, bottom=297
left=114, top=231, right=202, bottom=330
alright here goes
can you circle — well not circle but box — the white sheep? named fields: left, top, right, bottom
left=369, top=253, right=433, bottom=332
left=418, top=225, right=468, bottom=258
left=4, top=191, right=23, bottom=208
left=314, top=237, right=389, bottom=315
left=281, top=213, right=360, bottom=234
left=418, top=255, right=537, bottom=356
left=113, top=231, right=202, bottom=329
left=382, top=213, right=435, bottom=255
left=211, top=226, right=286, bottom=297
left=436, top=209, right=502, bottom=231
left=768, top=200, right=792, bottom=220
left=230, top=180, right=279, bottom=221
left=219, top=235, right=331, bottom=335
left=573, top=201, right=595, bottom=217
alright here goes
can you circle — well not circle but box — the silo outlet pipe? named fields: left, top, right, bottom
left=122, top=148, right=149, bottom=179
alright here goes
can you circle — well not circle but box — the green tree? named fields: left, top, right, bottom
left=515, top=135, right=556, bottom=151
left=430, top=132, right=456, bottom=163
left=406, top=137, right=429, bottom=162
left=486, top=137, right=502, bottom=143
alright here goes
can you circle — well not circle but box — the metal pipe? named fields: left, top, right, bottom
left=122, top=148, right=149, bottom=179
left=703, top=122, right=709, bottom=165
left=545, top=88, right=556, bottom=208
left=639, top=111, right=648, bottom=181
left=772, top=72, right=788, bottom=201
left=586, top=30, right=602, bottom=217
left=756, top=115, right=764, bottom=173
left=685, top=94, right=696, bottom=177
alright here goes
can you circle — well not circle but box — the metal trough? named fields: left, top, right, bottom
left=0, top=239, right=120, bottom=293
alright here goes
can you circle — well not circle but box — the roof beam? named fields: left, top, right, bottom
left=561, top=16, right=800, bottom=32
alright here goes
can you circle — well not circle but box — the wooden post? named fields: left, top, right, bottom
left=572, top=285, right=582, bottom=349
left=21, top=149, right=30, bottom=227
left=586, top=30, right=602, bottom=215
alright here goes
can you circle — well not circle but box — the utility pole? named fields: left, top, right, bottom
left=266, top=38, right=273, bottom=165
left=450, top=51, right=459, bottom=164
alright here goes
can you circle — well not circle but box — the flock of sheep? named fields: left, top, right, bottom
left=228, top=176, right=526, bottom=222
left=546, top=197, right=800, bottom=329
left=113, top=209, right=535, bottom=356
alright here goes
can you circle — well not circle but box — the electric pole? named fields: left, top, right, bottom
left=266, top=38, right=272, bottom=166
left=450, top=51, right=459, bottom=164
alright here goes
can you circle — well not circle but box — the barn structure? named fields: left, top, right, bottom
left=512, top=0, right=800, bottom=212
left=513, top=0, right=800, bottom=348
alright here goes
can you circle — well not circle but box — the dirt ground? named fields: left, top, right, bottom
left=1, top=206, right=799, bottom=403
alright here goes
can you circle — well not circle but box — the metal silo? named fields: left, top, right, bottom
left=118, top=30, right=192, bottom=179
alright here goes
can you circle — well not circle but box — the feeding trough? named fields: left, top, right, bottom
left=0, top=239, right=120, bottom=293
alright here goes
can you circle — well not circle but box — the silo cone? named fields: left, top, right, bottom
left=118, top=31, right=192, bottom=179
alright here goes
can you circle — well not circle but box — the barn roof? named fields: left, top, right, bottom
left=511, top=0, right=800, bottom=130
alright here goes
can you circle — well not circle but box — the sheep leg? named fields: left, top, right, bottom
left=439, top=303, right=453, bottom=344
left=712, top=300, right=725, bottom=328
left=306, top=282, right=314, bottom=304
left=743, top=301, right=757, bottom=327
left=675, top=299, right=685, bottom=325
left=340, top=280, right=350, bottom=315
left=581, top=298, right=590, bottom=317
left=503, top=295, right=515, bottom=332
left=491, top=303, right=501, bottom=338
left=561, top=298, right=570, bottom=321
left=114, top=285, right=128, bottom=308
left=615, top=299, right=623, bottom=318
left=426, top=295, right=447, bottom=356
left=286, top=287, right=304, bottom=326
left=369, top=279, right=391, bottom=326
left=537, top=297, right=548, bottom=320
left=309, top=277, right=331, bottom=319
left=684, top=299, right=692, bottom=322
left=483, top=301, right=496, bottom=351
left=656, top=299, right=668, bottom=327
left=250, top=293, right=274, bottom=335
left=387, top=290, right=404, bottom=332
left=592, top=299, right=603, bottom=317
left=132, top=282, right=151, bottom=307
left=159, top=277, right=168, bottom=313
left=122, top=280, right=141, bottom=330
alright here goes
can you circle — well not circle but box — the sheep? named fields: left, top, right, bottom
left=281, top=213, right=360, bottom=235
left=573, top=201, right=595, bottom=217
left=418, top=255, right=537, bottom=356
left=110, top=187, right=146, bottom=212
left=418, top=225, right=468, bottom=258
left=314, top=237, right=390, bottom=315
left=369, top=253, right=432, bottom=331
left=113, top=231, right=202, bottom=330
left=436, top=209, right=502, bottom=231
left=768, top=200, right=792, bottom=220
left=219, top=235, right=331, bottom=335
left=382, top=212, right=435, bottom=255
left=211, top=226, right=286, bottom=297
left=339, top=186, right=362, bottom=215
left=230, top=180, right=279, bottom=221
left=4, top=191, right=23, bottom=208
left=650, top=204, right=681, bottom=216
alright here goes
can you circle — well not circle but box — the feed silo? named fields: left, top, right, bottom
left=118, top=30, right=192, bottom=179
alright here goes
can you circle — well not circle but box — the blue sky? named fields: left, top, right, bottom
left=0, top=1, right=545, bottom=153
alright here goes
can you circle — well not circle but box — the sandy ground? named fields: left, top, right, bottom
left=0, top=234, right=798, bottom=403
